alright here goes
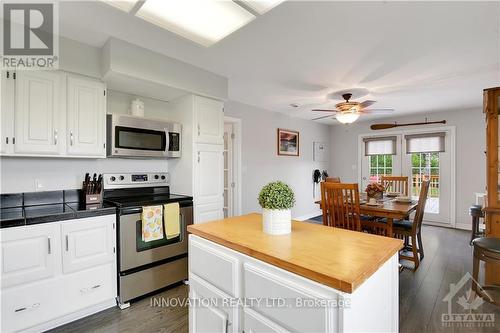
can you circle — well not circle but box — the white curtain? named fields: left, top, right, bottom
left=363, top=136, right=397, bottom=156
left=405, top=132, right=446, bottom=153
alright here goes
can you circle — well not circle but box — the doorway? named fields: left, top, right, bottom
left=223, top=117, right=242, bottom=218
left=359, top=128, right=455, bottom=226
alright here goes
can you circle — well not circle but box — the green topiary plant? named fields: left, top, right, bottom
left=258, top=181, right=295, bottom=210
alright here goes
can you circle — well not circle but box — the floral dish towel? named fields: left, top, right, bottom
left=142, top=205, right=164, bottom=242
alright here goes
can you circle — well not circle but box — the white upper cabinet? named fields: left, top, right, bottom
left=66, top=74, right=106, bottom=157
left=194, top=96, right=224, bottom=145
left=14, top=70, right=65, bottom=155
left=1, top=71, right=15, bottom=154
left=0, top=223, right=60, bottom=289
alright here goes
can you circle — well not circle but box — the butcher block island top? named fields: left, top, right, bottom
left=187, top=213, right=403, bottom=293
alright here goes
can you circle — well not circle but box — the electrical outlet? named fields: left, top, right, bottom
left=35, top=179, right=44, bottom=191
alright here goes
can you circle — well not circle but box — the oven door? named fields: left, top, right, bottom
left=119, top=205, right=193, bottom=272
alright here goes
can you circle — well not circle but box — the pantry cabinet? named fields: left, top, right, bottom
left=0, top=70, right=106, bottom=158
left=194, top=96, right=224, bottom=145
left=194, top=143, right=224, bottom=223
left=0, top=215, right=117, bottom=333
left=66, top=74, right=106, bottom=157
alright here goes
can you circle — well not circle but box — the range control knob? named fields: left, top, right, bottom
left=119, top=175, right=125, bottom=181
left=154, top=175, right=159, bottom=180
left=110, top=176, right=116, bottom=182
left=161, top=175, right=166, bottom=180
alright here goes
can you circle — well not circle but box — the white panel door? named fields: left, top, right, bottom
left=0, top=223, right=60, bottom=289
left=61, top=215, right=115, bottom=274
left=67, top=74, right=106, bottom=157
left=14, top=70, right=64, bottom=155
left=1, top=71, right=15, bottom=154
left=194, top=96, right=224, bottom=144
left=194, top=143, right=224, bottom=223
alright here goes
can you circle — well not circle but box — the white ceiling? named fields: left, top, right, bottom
left=59, top=1, right=500, bottom=124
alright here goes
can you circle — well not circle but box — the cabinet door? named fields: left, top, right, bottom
left=61, top=215, right=115, bottom=274
left=14, top=70, right=64, bottom=155
left=194, top=96, right=224, bottom=144
left=1, top=71, right=15, bottom=154
left=0, top=223, right=60, bottom=289
left=189, top=274, right=236, bottom=333
left=67, top=74, right=106, bottom=157
left=194, top=144, right=224, bottom=223
left=244, top=308, right=290, bottom=333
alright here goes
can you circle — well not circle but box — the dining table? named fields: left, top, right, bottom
left=315, top=194, right=419, bottom=236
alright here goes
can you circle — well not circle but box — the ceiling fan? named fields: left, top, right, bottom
left=311, top=93, right=394, bottom=124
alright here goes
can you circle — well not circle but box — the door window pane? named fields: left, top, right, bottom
left=411, top=152, right=439, bottom=214
left=369, top=154, right=393, bottom=182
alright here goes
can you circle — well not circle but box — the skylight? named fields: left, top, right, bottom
left=101, top=0, right=285, bottom=46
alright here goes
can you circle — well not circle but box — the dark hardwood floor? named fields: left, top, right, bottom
left=49, top=225, right=499, bottom=333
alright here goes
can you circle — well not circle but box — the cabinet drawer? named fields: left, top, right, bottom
left=189, top=235, right=239, bottom=297
left=1, top=223, right=60, bottom=288
left=244, top=262, right=336, bottom=333
left=1, top=277, right=64, bottom=333
left=189, top=274, right=236, bottom=333
left=244, top=307, right=290, bottom=333
left=62, top=263, right=116, bottom=314
left=62, top=215, right=115, bottom=273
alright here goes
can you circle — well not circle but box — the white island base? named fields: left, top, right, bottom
left=189, top=234, right=399, bottom=333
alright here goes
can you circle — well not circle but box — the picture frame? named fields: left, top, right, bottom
left=277, top=128, right=300, bottom=156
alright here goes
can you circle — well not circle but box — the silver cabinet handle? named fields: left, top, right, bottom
left=54, top=129, right=58, bottom=145
left=197, top=124, right=200, bottom=136
left=65, top=235, right=69, bottom=251
left=197, top=151, right=200, bottom=163
left=47, top=237, right=51, bottom=254
left=70, top=130, right=74, bottom=146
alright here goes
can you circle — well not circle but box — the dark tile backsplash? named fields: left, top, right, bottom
left=24, top=191, right=64, bottom=206
left=0, top=193, right=23, bottom=208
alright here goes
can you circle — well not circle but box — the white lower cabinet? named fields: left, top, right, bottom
left=0, top=215, right=117, bottom=333
left=189, top=234, right=399, bottom=333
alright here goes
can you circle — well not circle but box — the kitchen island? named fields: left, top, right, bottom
left=187, top=213, right=403, bottom=333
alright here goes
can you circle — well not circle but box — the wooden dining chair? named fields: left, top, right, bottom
left=381, top=176, right=409, bottom=196
left=320, top=182, right=361, bottom=232
left=325, top=177, right=341, bottom=183
left=393, top=179, right=430, bottom=270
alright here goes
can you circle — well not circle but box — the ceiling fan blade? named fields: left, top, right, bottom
left=360, top=100, right=376, bottom=108
left=312, top=115, right=334, bottom=121
left=311, top=109, right=337, bottom=112
left=361, top=108, right=395, bottom=114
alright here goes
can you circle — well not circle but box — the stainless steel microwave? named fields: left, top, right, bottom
left=106, top=114, right=181, bottom=158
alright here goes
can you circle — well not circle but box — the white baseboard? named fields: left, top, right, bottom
left=293, top=210, right=322, bottom=221
left=21, top=298, right=116, bottom=333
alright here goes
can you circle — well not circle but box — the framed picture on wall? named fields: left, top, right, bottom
left=277, top=128, right=300, bottom=156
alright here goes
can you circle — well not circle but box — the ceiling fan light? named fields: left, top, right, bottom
left=336, top=112, right=360, bottom=124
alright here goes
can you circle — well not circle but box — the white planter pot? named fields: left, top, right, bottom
left=262, top=208, right=291, bottom=235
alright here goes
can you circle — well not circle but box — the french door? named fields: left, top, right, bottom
left=360, top=129, right=453, bottom=225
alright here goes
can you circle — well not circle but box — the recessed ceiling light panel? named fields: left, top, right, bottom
left=241, top=0, right=285, bottom=14
left=136, top=0, right=256, bottom=46
left=101, top=0, right=139, bottom=13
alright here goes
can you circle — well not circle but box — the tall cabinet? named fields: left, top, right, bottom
left=482, top=86, right=500, bottom=284
left=169, top=94, right=225, bottom=224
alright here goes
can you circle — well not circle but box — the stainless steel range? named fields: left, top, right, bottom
left=103, top=173, right=193, bottom=309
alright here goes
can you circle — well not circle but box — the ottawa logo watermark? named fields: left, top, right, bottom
left=441, top=272, right=495, bottom=328
left=1, top=1, right=59, bottom=69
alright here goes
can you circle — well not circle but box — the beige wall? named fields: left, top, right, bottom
left=329, top=108, right=485, bottom=228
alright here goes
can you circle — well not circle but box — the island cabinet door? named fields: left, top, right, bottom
left=244, top=307, right=291, bottom=333
left=0, top=223, right=60, bottom=289
left=189, top=274, right=238, bottom=333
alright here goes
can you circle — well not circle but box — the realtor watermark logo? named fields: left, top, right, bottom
left=1, top=1, right=59, bottom=69
left=441, top=272, right=495, bottom=328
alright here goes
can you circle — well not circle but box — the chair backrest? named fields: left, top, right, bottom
left=325, top=177, right=341, bottom=183
left=381, top=176, right=409, bottom=196
left=320, top=182, right=361, bottom=231
left=413, top=179, right=430, bottom=233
